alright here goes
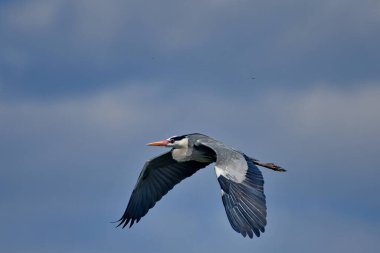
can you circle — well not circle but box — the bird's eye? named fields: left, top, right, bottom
left=169, top=139, right=175, bottom=143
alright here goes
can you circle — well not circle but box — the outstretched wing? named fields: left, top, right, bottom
left=117, top=151, right=211, bottom=228
left=196, top=138, right=267, bottom=238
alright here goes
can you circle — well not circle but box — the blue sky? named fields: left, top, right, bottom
left=1, top=0, right=379, bottom=252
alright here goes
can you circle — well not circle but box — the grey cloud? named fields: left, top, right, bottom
left=1, top=83, right=379, bottom=252
left=1, top=0, right=379, bottom=98
left=1, top=1, right=379, bottom=251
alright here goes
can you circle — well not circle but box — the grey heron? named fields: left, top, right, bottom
left=117, top=133, right=285, bottom=238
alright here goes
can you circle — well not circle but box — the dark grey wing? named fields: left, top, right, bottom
left=196, top=138, right=267, bottom=238
left=117, top=151, right=211, bottom=228
left=218, top=155, right=267, bottom=238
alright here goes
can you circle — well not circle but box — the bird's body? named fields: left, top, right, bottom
left=117, top=133, right=285, bottom=238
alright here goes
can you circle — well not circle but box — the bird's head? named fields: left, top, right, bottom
left=147, top=135, right=188, bottom=149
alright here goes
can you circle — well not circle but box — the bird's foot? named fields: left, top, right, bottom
left=253, top=159, right=286, bottom=172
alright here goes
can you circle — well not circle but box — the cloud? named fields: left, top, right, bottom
left=287, top=83, right=380, bottom=139
left=1, top=81, right=379, bottom=173
left=1, top=0, right=63, bottom=33
left=1, top=82, right=379, bottom=252
left=1, top=0, right=379, bottom=98
left=278, top=0, right=380, bottom=50
left=0, top=0, right=379, bottom=248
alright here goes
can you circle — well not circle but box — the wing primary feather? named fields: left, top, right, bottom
left=222, top=194, right=241, bottom=233
left=231, top=186, right=262, bottom=235
left=118, top=151, right=211, bottom=229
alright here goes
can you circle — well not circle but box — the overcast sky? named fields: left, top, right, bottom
left=1, top=1, right=379, bottom=252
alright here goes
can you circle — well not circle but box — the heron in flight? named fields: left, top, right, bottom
left=117, top=133, right=285, bottom=238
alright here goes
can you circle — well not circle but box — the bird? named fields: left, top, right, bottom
left=116, top=133, right=285, bottom=238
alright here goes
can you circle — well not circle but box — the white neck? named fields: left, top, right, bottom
left=171, top=138, right=189, bottom=161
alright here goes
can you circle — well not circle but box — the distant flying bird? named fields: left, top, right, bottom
left=117, top=133, right=285, bottom=238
